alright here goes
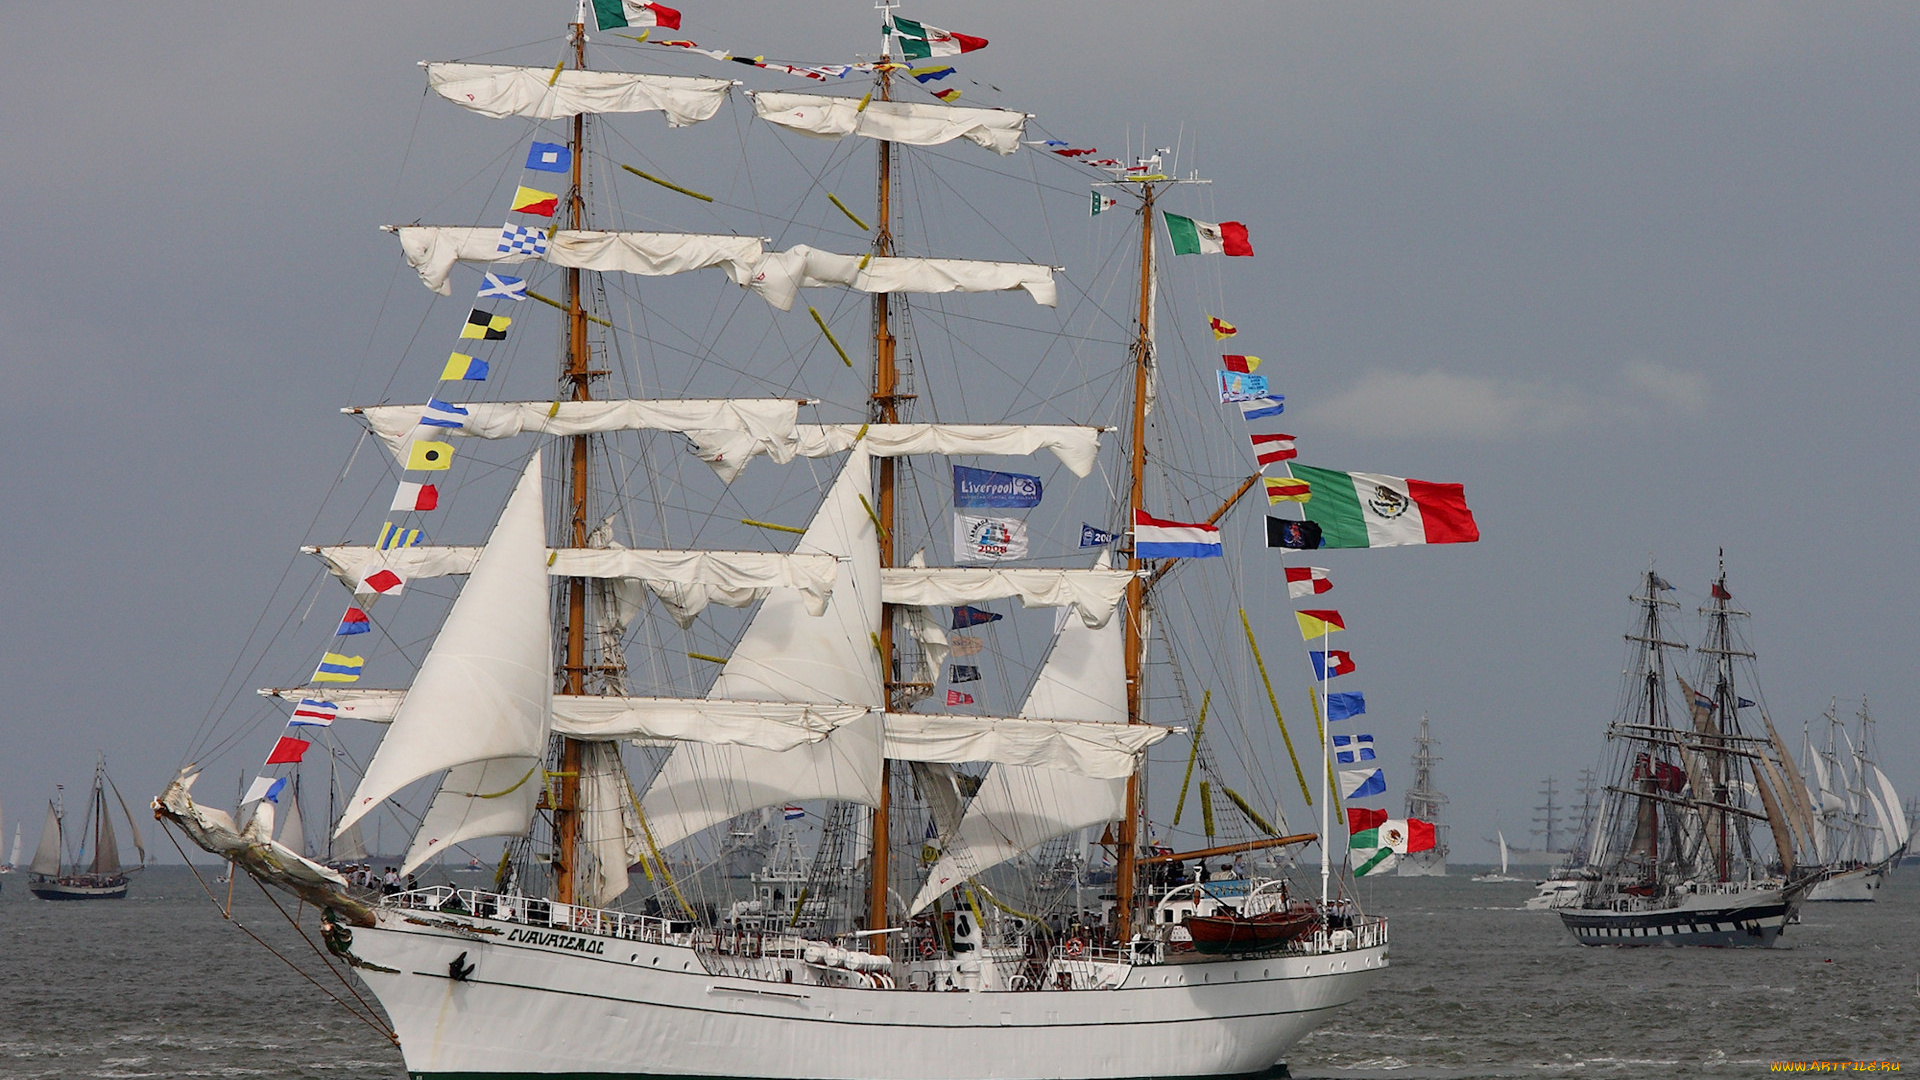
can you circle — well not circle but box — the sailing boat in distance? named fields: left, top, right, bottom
left=28, top=757, right=146, bottom=900
left=1471, top=830, right=1524, bottom=883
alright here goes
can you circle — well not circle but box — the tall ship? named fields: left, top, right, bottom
left=1397, top=716, right=1447, bottom=876
left=144, top=4, right=1502, bottom=1075
left=1802, top=700, right=1908, bottom=901
left=1559, top=563, right=1814, bottom=946
left=28, top=758, right=145, bottom=901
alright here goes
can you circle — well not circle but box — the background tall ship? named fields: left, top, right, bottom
left=29, top=758, right=145, bottom=900
left=1802, top=700, right=1908, bottom=901
left=1396, top=716, right=1447, bottom=876
left=1559, top=564, right=1815, bottom=946
left=150, top=3, right=1499, bottom=1075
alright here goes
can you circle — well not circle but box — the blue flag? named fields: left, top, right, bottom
left=951, top=605, right=1002, bottom=629
left=1333, top=734, right=1376, bottom=764
left=950, top=664, right=981, bottom=683
left=954, top=466, right=1042, bottom=508
left=526, top=142, right=572, bottom=173
left=478, top=272, right=527, bottom=301
left=1079, top=523, right=1115, bottom=547
left=1238, top=396, right=1285, bottom=420
left=421, top=397, right=470, bottom=429
left=1737, top=697, right=1755, bottom=709
left=1340, top=768, right=1386, bottom=799
left=1326, top=691, right=1366, bottom=721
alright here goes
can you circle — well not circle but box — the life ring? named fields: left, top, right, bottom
left=919, top=937, right=937, bottom=959
left=1065, top=937, right=1085, bottom=958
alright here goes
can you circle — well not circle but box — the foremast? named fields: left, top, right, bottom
left=554, top=20, right=598, bottom=906
left=866, top=42, right=900, bottom=951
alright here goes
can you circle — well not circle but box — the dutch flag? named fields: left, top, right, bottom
left=1132, top=509, right=1223, bottom=559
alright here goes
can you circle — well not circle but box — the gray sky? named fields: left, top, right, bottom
left=2, top=1, right=1915, bottom=865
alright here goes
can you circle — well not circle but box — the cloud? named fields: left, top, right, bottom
left=1621, top=359, right=1709, bottom=415
left=1311, top=370, right=1589, bottom=440
left=1311, top=363, right=1708, bottom=439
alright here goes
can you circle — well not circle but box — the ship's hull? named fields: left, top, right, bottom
left=1557, top=886, right=1799, bottom=947
left=1395, top=851, right=1446, bottom=877
left=27, top=874, right=129, bottom=900
left=344, top=908, right=1385, bottom=1079
left=1805, top=863, right=1888, bottom=902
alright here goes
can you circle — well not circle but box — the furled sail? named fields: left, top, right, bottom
left=576, top=742, right=643, bottom=908
left=911, top=558, right=1131, bottom=915
left=393, top=226, right=766, bottom=296
left=310, top=545, right=840, bottom=621
left=425, top=62, right=731, bottom=124
left=401, top=757, right=542, bottom=876
left=882, top=714, right=1166, bottom=779
left=744, top=245, right=1055, bottom=311
left=752, top=92, right=1027, bottom=154
left=881, top=567, right=1135, bottom=628
left=334, top=455, right=552, bottom=836
left=639, top=450, right=886, bottom=852
left=352, top=399, right=802, bottom=458
left=685, top=422, right=1103, bottom=483
left=29, top=801, right=60, bottom=876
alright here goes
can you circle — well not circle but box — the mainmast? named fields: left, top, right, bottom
left=865, top=35, right=900, bottom=948
left=1113, top=178, right=1156, bottom=937
left=553, top=20, right=594, bottom=906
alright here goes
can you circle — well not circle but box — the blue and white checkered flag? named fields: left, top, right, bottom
left=497, top=223, right=549, bottom=256
left=478, top=272, right=527, bottom=301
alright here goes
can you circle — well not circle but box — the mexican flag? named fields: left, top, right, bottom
left=891, top=16, right=988, bottom=60
left=1288, top=465, right=1479, bottom=548
left=1163, top=212, right=1253, bottom=256
left=590, top=0, right=680, bottom=30
left=1349, top=816, right=1436, bottom=876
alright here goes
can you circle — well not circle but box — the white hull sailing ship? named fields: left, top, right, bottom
left=1803, top=701, right=1908, bottom=902
left=152, top=6, right=1428, bottom=1076
left=1559, top=564, right=1813, bottom=947
left=29, top=758, right=144, bottom=901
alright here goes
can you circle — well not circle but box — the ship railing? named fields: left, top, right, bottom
left=386, top=887, right=697, bottom=946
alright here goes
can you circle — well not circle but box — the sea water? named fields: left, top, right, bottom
left=2, top=864, right=1913, bottom=1078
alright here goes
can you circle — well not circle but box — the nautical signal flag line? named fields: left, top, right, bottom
left=1285, top=566, right=1331, bottom=598
left=1294, top=609, right=1344, bottom=639
left=1250, top=433, right=1297, bottom=468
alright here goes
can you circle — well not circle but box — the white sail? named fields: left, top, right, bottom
left=639, top=450, right=885, bottom=852
left=1499, top=830, right=1509, bottom=874
left=402, top=757, right=543, bottom=876
left=1872, top=765, right=1909, bottom=851
left=91, top=783, right=121, bottom=876
left=394, top=226, right=766, bottom=296
left=7, top=824, right=21, bottom=868
left=881, top=567, right=1134, bottom=628
left=353, top=399, right=801, bottom=457
left=744, top=245, right=1056, bottom=311
left=278, top=789, right=306, bottom=857
left=752, top=92, right=1027, bottom=155
left=577, top=742, right=641, bottom=908
left=335, top=455, right=552, bottom=836
left=882, top=714, right=1167, bottom=779
left=425, top=63, right=730, bottom=123
left=910, top=566, right=1130, bottom=914
left=687, top=422, right=1103, bottom=483
left=29, top=801, right=61, bottom=875
left=310, top=545, right=840, bottom=621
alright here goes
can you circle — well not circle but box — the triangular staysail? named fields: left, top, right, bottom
left=335, top=454, right=552, bottom=836
left=638, top=449, right=885, bottom=852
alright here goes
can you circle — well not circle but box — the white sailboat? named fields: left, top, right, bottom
left=1804, top=700, right=1908, bottom=901
left=1472, top=830, right=1523, bottom=883
left=138, top=5, right=1487, bottom=1076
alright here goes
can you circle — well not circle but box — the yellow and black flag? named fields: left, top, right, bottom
left=461, top=308, right=511, bottom=340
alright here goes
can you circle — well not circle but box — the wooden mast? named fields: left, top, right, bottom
left=1114, top=180, right=1157, bottom=940
left=554, top=21, right=592, bottom=906
left=865, top=52, right=898, bottom=951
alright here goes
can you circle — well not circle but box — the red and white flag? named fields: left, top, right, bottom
left=946, top=690, right=974, bottom=706
left=391, top=482, right=439, bottom=512
left=1284, top=566, right=1332, bottom=599
left=1249, top=433, right=1297, bottom=467
left=356, top=568, right=405, bottom=600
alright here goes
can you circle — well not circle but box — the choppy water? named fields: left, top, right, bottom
left=2, top=864, right=1914, bottom=1078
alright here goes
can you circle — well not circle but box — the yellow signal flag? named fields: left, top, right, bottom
left=1295, top=609, right=1346, bottom=640
left=407, top=440, right=455, bottom=471
left=1264, top=476, right=1311, bottom=503
left=460, top=309, right=511, bottom=340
